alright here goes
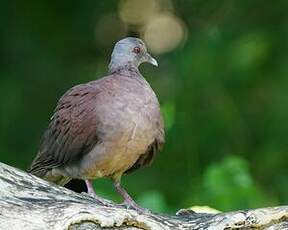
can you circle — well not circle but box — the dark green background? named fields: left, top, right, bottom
left=1, top=0, right=287, bottom=213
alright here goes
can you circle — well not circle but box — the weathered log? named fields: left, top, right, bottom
left=0, top=162, right=287, bottom=230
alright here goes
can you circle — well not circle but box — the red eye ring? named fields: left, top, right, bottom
left=133, top=46, right=141, bottom=54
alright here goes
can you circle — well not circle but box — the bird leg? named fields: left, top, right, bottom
left=113, top=180, right=148, bottom=213
left=84, top=180, right=112, bottom=206
left=85, top=179, right=97, bottom=195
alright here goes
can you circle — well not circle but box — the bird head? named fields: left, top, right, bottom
left=109, top=37, right=158, bottom=72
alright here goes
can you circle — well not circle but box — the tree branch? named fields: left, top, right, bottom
left=0, top=162, right=287, bottom=229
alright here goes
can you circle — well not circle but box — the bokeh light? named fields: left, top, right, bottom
left=143, top=13, right=187, bottom=54
left=118, top=0, right=187, bottom=54
left=119, top=0, right=158, bottom=25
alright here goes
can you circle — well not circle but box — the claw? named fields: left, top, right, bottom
left=118, top=201, right=151, bottom=214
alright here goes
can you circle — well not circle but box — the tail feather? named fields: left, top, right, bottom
left=28, top=165, right=70, bottom=186
left=27, top=166, right=47, bottom=178
left=28, top=165, right=87, bottom=193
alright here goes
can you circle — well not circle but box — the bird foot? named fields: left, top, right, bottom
left=117, top=201, right=151, bottom=214
left=81, top=192, right=114, bottom=206
left=112, top=181, right=151, bottom=214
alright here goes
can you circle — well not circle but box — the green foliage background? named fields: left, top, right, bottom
left=0, top=0, right=287, bottom=213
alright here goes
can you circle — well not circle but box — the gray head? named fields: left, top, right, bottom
left=108, top=37, right=158, bottom=72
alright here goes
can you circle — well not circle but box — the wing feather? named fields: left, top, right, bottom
left=28, top=83, right=100, bottom=177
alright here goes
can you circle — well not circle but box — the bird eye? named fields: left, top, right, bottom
left=133, top=46, right=141, bottom=54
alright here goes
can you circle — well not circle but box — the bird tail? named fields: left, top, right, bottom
left=28, top=152, right=87, bottom=192
left=28, top=159, right=86, bottom=192
left=28, top=158, right=71, bottom=186
left=27, top=164, right=48, bottom=178
left=28, top=166, right=71, bottom=186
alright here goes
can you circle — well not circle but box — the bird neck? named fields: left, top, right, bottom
left=108, top=62, right=140, bottom=75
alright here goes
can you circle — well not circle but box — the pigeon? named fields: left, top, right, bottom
left=28, top=37, right=165, bottom=212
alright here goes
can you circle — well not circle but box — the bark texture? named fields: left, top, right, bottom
left=0, top=162, right=287, bottom=230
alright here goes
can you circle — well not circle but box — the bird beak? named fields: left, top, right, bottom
left=145, top=53, right=158, bottom=67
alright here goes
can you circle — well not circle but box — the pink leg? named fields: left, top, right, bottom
left=84, top=180, right=111, bottom=205
left=113, top=180, right=148, bottom=213
left=85, top=180, right=97, bottom=195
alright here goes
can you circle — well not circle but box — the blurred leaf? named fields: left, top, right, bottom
left=200, top=155, right=274, bottom=211
left=137, top=190, right=169, bottom=213
left=162, top=101, right=175, bottom=130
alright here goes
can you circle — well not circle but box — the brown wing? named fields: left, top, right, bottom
left=125, top=117, right=165, bottom=174
left=28, top=83, right=100, bottom=177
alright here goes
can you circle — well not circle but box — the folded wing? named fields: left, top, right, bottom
left=28, top=83, right=100, bottom=178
